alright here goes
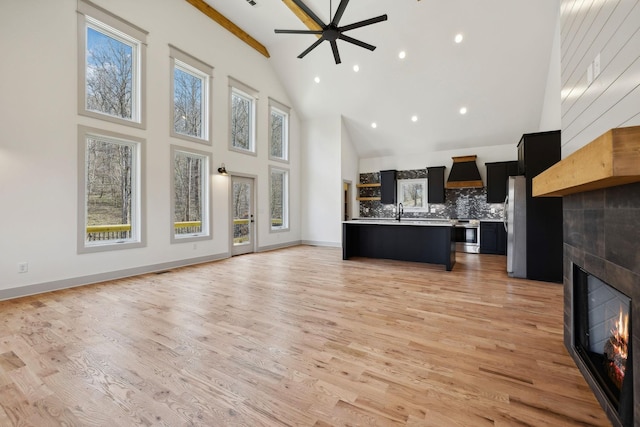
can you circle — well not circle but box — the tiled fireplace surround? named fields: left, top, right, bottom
left=563, top=181, right=639, bottom=427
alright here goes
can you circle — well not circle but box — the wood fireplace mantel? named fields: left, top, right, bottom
left=532, top=126, right=640, bottom=197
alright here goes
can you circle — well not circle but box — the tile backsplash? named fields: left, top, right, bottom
left=358, top=170, right=504, bottom=220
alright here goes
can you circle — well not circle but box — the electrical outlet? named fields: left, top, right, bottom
left=18, top=262, right=28, bottom=273
left=594, top=53, right=601, bottom=78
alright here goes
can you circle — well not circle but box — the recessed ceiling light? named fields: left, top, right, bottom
left=353, top=65, right=360, bottom=72
left=371, top=122, right=377, bottom=128
left=459, top=107, right=468, bottom=115
left=398, top=51, right=406, bottom=59
left=455, top=33, right=464, bottom=44
left=411, top=115, right=418, bottom=122
left=314, top=76, right=320, bottom=83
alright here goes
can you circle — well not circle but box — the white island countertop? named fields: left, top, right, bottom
left=343, top=218, right=454, bottom=226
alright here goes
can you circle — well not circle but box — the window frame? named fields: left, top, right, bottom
left=269, top=166, right=290, bottom=232
left=170, top=145, right=213, bottom=244
left=228, top=77, right=259, bottom=156
left=268, top=98, right=290, bottom=163
left=77, top=0, right=147, bottom=129
left=397, top=178, right=429, bottom=212
left=169, top=45, right=213, bottom=145
left=77, top=125, right=146, bottom=254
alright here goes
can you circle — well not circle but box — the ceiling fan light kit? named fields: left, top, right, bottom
left=275, top=0, right=388, bottom=64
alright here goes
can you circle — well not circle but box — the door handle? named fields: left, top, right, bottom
left=250, top=215, right=255, bottom=223
left=503, top=195, right=509, bottom=232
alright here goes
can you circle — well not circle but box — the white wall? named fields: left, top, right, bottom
left=539, top=11, right=563, bottom=132
left=301, top=116, right=342, bottom=246
left=0, top=0, right=300, bottom=296
left=560, top=0, right=640, bottom=156
left=340, top=117, right=360, bottom=221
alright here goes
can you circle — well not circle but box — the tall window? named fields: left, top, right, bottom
left=269, top=98, right=290, bottom=162
left=77, top=0, right=147, bottom=128
left=229, top=77, right=258, bottom=154
left=78, top=126, right=145, bottom=253
left=171, top=146, right=211, bottom=243
left=270, top=167, right=289, bottom=231
left=170, top=45, right=213, bottom=144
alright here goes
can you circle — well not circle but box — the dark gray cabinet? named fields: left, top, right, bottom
left=485, top=161, right=518, bottom=203
left=380, top=170, right=397, bottom=204
left=480, top=221, right=507, bottom=255
left=427, top=166, right=445, bottom=203
left=517, top=130, right=563, bottom=283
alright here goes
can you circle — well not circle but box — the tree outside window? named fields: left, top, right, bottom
left=397, top=179, right=428, bottom=211
left=79, top=126, right=144, bottom=253
left=231, top=91, right=253, bottom=151
left=269, top=98, right=290, bottom=162
left=173, top=65, right=203, bottom=139
left=171, top=146, right=210, bottom=242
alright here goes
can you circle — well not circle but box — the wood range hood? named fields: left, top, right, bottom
left=533, top=126, right=640, bottom=197
left=445, top=155, right=484, bottom=189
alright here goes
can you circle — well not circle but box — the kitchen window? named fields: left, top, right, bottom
left=397, top=178, right=428, bottom=211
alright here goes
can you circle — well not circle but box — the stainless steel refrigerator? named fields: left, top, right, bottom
left=504, top=176, right=526, bottom=278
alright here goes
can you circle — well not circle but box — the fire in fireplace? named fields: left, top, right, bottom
left=573, top=265, right=634, bottom=426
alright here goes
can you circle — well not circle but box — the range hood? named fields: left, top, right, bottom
left=445, top=155, right=484, bottom=188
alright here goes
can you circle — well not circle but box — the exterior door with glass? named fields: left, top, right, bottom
left=231, top=176, right=255, bottom=256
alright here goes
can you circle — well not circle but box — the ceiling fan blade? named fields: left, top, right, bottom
left=330, top=40, right=341, bottom=64
left=275, top=29, right=323, bottom=35
left=338, top=34, right=376, bottom=51
left=297, top=37, right=325, bottom=59
left=331, top=0, right=350, bottom=26
left=339, top=14, right=388, bottom=32
left=291, top=0, right=326, bottom=29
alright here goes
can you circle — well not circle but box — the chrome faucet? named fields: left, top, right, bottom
left=396, top=202, right=403, bottom=221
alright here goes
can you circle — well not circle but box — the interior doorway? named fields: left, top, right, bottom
left=231, top=175, right=255, bottom=256
left=343, top=180, right=352, bottom=221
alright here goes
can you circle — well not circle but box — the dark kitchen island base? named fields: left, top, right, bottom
left=342, top=221, right=456, bottom=271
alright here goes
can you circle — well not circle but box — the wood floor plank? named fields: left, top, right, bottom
left=0, top=247, right=611, bottom=426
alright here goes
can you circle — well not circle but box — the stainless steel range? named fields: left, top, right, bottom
left=452, top=219, right=480, bottom=254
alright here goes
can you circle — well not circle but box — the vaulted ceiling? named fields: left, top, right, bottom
left=200, top=0, right=560, bottom=158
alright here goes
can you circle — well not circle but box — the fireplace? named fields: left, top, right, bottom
left=563, top=182, right=640, bottom=427
left=573, top=265, right=633, bottom=425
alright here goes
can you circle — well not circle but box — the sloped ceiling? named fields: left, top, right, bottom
left=202, top=0, right=560, bottom=158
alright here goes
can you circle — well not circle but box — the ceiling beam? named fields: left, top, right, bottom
left=185, top=0, right=270, bottom=58
left=281, top=0, right=323, bottom=32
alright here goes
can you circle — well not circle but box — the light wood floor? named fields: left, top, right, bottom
left=0, top=247, right=610, bottom=426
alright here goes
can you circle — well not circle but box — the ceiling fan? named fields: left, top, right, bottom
left=275, top=0, right=388, bottom=64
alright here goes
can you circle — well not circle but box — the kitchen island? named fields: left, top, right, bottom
left=342, top=219, right=456, bottom=271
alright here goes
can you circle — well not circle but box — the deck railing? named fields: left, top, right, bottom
left=87, top=219, right=283, bottom=241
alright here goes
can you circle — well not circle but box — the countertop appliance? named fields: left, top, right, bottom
left=452, top=219, right=480, bottom=254
left=505, top=176, right=526, bottom=278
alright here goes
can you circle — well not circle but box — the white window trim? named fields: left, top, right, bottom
left=77, top=125, right=146, bottom=254
left=77, top=0, right=147, bottom=129
left=228, top=76, right=258, bottom=156
left=169, top=45, right=213, bottom=145
left=397, top=178, right=428, bottom=212
left=269, top=166, right=290, bottom=233
left=170, top=145, right=213, bottom=244
left=268, top=97, right=290, bottom=163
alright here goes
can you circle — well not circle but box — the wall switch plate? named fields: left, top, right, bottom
left=18, top=262, right=28, bottom=273
left=587, top=63, right=594, bottom=85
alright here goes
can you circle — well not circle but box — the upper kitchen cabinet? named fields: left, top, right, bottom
left=485, top=161, right=518, bottom=203
left=380, top=170, right=397, bottom=204
left=518, top=130, right=561, bottom=178
left=427, top=166, right=446, bottom=204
